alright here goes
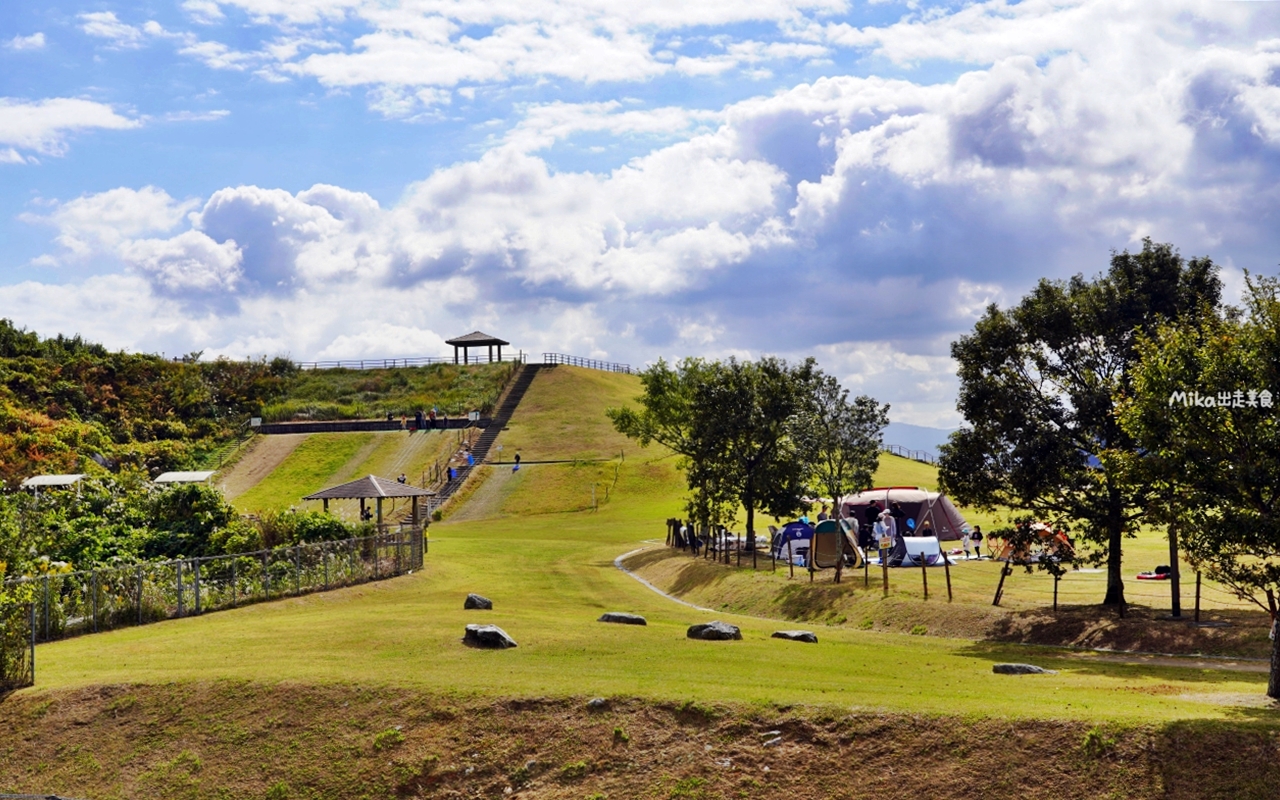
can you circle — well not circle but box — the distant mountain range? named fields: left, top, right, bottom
left=883, top=422, right=958, bottom=458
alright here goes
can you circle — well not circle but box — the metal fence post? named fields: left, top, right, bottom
left=43, top=575, right=50, bottom=642
left=324, top=546, right=329, bottom=590
left=176, top=561, right=184, bottom=618
left=374, top=535, right=380, bottom=580
left=137, top=564, right=143, bottom=625
left=263, top=551, right=270, bottom=599
left=194, top=559, right=201, bottom=615
left=232, top=559, right=238, bottom=607
left=91, top=570, right=99, bottom=633
left=295, top=545, right=301, bottom=596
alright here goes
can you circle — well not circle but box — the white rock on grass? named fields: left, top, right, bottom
left=992, top=663, right=1056, bottom=675
left=598, top=612, right=647, bottom=625
left=463, top=624, right=517, bottom=649
left=686, top=621, right=742, bottom=641
left=771, top=630, right=817, bottom=643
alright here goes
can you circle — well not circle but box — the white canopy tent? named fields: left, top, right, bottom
left=153, top=471, right=217, bottom=484
left=20, top=474, right=86, bottom=496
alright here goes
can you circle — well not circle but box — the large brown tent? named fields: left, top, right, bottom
left=839, top=487, right=968, bottom=541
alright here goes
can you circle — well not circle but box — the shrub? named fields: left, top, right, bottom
left=373, top=728, right=405, bottom=751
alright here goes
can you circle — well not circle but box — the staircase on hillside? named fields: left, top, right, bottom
left=420, top=363, right=543, bottom=515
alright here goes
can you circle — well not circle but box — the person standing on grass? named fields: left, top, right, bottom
left=875, top=508, right=895, bottom=565
left=817, top=504, right=830, bottom=522
left=972, top=525, right=984, bottom=559
left=962, top=527, right=973, bottom=559
left=862, top=502, right=881, bottom=550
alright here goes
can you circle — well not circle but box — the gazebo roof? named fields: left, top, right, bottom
left=303, top=474, right=436, bottom=501
left=445, top=330, right=509, bottom=346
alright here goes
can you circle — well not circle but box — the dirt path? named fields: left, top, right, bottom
left=217, top=434, right=309, bottom=500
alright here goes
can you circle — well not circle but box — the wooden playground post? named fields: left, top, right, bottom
left=936, top=536, right=952, bottom=602
left=993, top=561, right=1012, bottom=607
left=882, top=561, right=889, bottom=597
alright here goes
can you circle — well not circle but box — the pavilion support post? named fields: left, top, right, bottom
left=323, top=498, right=329, bottom=513
left=377, top=498, right=383, bottom=529
left=498, top=344, right=502, bottom=361
left=488, top=344, right=493, bottom=362
left=360, top=498, right=366, bottom=522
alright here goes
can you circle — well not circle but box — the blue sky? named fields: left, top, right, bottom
left=2, top=0, right=1280, bottom=426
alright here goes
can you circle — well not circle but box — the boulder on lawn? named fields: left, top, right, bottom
left=463, top=624, right=517, bottom=649
left=771, top=630, right=818, bottom=643
left=464, top=593, right=493, bottom=610
left=992, top=663, right=1056, bottom=675
left=686, top=621, right=742, bottom=641
left=598, top=612, right=647, bottom=626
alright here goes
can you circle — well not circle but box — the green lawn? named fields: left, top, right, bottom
left=29, top=365, right=1274, bottom=726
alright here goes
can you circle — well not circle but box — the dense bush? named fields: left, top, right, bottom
left=0, top=319, right=296, bottom=486
left=0, top=476, right=367, bottom=597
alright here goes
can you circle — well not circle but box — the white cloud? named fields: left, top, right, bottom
left=5, top=33, right=45, bottom=51
left=120, top=230, right=244, bottom=294
left=79, top=12, right=149, bottom=48
left=23, top=186, right=198, bottom=257
left=163, top=109, right=232, bottom=122
left=0, top=98, right=141, bottom=162
left=183, top=0, right=226, bottom=24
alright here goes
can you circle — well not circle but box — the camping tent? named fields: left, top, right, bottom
left=840, top=487, right=968, bottom=541
left=771, top=521, right=812, bottom=565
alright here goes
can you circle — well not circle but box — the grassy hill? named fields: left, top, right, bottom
left=5, top=363, right=1278, bottom=800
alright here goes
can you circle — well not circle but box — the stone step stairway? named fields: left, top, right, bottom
left=418, top=363, right=544, bottom=517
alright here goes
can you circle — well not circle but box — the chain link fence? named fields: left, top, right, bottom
left=5, top=529, right=425, bottom=645
left=0, top=602, right=34, bottom=691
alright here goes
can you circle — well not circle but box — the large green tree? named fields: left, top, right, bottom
left=798, top=373, right=889, bottom=520
left=939, top=240, right=1221, bottom=607
left=608, top=356, right=819, bottom=547
left=1120, top=275, right=1280, bottom=696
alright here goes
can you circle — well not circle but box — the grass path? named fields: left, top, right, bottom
left=216, top=433, right=308, bottom=500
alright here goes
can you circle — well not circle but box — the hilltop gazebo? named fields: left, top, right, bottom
left=445, top=331, right=509, bottom=364
left=303, top=475, right=435, bottom=528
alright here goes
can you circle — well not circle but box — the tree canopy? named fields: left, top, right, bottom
left=938, top=239, right=1222, bottom=606
left=609, top=356, right=887, bottom=548
left=1119, top=274, right=1280, bottom=695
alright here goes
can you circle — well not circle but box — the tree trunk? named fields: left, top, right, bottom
left=1102, top=494, right=1126, bottom=607
left=746, top=503, right=755, bottom=554
left=1270, top=617, right=1280, bottom=700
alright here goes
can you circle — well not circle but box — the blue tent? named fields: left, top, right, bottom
left=771, top=521, right=813, bottom=564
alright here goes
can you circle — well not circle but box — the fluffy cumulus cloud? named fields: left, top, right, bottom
left=9, top=0, right=1280, bottom=426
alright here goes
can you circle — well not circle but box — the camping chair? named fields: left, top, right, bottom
left=809, top=520, right=845, bottom=583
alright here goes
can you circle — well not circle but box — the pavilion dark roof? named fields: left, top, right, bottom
left=445, top=330, right=509, bottom=346
left=303, top=474, right=436, bottom=501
